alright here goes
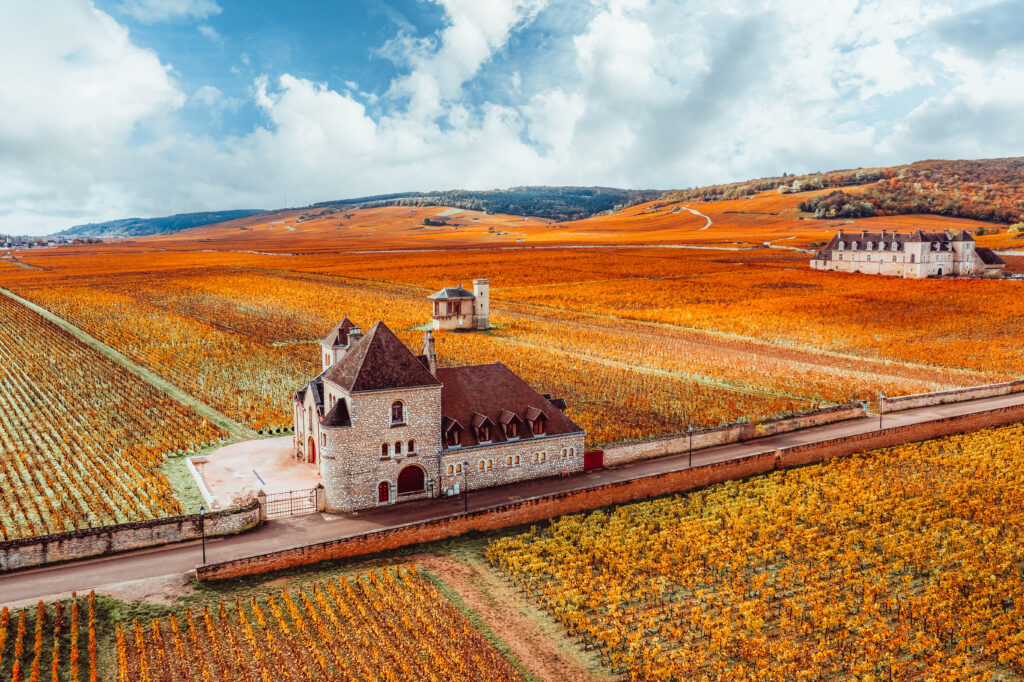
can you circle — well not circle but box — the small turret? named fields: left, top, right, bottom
left=473, top=278, right=490, bottom=330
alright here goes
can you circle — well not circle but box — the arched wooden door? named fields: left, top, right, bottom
left=397, top=465, right=425, bottom=494
left=378, top=481, right=390, bottom=503
left=307, top=436, right=316, bottom=464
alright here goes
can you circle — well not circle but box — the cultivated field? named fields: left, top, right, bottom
left=0, top=592, right=99, bottom=682
left=487, top=422, right=1024, bottom=680
left=0, top=296, right=225, bottom=540
left=115, top=566, right=521, bottom=682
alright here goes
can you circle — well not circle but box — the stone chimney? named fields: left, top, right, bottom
left=422, top=330, right=437, bottom=376
left=348, top=326, right=363, bottom=344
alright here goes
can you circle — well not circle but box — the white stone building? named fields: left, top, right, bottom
left=294, top=318, right=584, bottom=513
left=810, top=229, right=1005, bottom=278
left=428, top=279, right=489, bottom=330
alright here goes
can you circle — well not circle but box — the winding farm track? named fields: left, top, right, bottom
left=0, top=287, right=254, bottom=440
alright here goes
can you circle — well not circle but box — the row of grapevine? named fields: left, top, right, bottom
left=0, top=592, right=98, bottom=682
left=116, top=566, right=521, bottom=682
left=487, top=422, right=1024, bottom=680
left=0, top=297, right=226, bottom=540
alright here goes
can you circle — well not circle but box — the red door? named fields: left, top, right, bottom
left=307, top=437, right=317, bottom=464
left=378, top=481, right=390, bottom=503
left=583, top=450, right=603, bottom=470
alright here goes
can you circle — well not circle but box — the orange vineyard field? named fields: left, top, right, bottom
left=0, top=296, right=225, bottom=540
left=115, top=566, right=521, bottom=682
left=487, top=422, right=1024, bottom=681
left=0, top=592, right=99, bottom=682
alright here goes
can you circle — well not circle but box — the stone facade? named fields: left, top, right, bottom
left=810, top=228, right=1005, bottom=278
left=294, top=318, right=584, bottom=514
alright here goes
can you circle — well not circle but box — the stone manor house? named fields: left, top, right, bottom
left=293, top=292, right=584, bottom=513
left=810, top=228, right=1005, bottom=278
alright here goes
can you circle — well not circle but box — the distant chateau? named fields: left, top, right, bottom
left=811, top=229, right=1005, bottom=278
left=294, top=282, right=584, bottom=513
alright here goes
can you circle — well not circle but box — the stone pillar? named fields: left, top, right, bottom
left=315, top=484, right=326, bottom=512
left=256, top=490, right=267, bottom=522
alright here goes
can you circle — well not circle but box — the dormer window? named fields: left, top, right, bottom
left=443, top=417, right=464, bottom=448
left=391, top=401, right=405, bottom=425
left=471, top=413, right=494, bottom=444
left=867, top=242, right=873, bottom=250
left=506, top=422, right=518, bottom=439
left=837, top=241, right=845, bottom=250
left=446, top=428, right=461, bottom=447
left=852, top=242, right=859, bottom=249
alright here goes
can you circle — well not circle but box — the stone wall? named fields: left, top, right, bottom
left=0, top=502, right=261, bottom=573
left=882, top=380, right=1024, bottom=412
left=196, top=401, right=1024, bottom=582
left=603, top=403, right=862, bottom=466
left=438, top=432, right=586, bottom=495
left=321, top=384, right=443, bottom=512
left=196, top=451, right=778, bottom=581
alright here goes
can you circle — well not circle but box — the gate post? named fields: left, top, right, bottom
left=315, top=484, right=326, bottom=512
left=256, top=489, right=267, bottom=522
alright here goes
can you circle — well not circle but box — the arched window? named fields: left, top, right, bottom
left=514, top=455, right=520, bottom=465
left=506, top=456, right=513, bottom=466
left=852, top=242, right=858, bottom=249
left=382, top=443, right=389, bottom=458
left=394, top=441, right=402, bottom=456
left=478, top=460, right=485, bottom=471
left=455, top=463, right=463, bottom=474
left=561, top=448, right=567, bottom=458
left=910, top=253, right=915, bottom=263
left=408, top=439, right=415, bottom=454
left=391, top=401, right=405, bottom=425
left=837, top=241, right=845, bottom=250
left=448, top=464, right=454, bottom=474
left=569, top=447, right=574, bottom=457
left=486, top=459, right=492, bottom=469
left=321, top=433, right=326, bottom=446
left=378, top=481, right=390, bottom=504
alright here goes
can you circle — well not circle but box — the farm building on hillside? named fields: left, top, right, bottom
left=428, top=279, right=490, bottom=330
left=810, top=229, right=1005, bottom=278
left=294, top=318, right=584, bottom=513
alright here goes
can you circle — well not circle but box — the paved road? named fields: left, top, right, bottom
left=3, top=390, right=1023, bottom=607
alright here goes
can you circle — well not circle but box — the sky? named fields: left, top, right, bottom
left=2, top=0, right=1024, bottom=235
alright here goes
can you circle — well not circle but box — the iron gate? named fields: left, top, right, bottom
left=263, top=488, right=318, bottom=519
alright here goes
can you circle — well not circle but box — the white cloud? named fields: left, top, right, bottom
left=119, top=0, right=221, bottom=23
left=4, top=0, right=1024, bottom=235
left=197, top=24, right=222, bottom=43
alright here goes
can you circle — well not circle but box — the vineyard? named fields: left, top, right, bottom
left=0, top=593, right=99, bottom=682
left=487, top=422, right=1024, bottom=680
left=115, top=566, right=521, bottom=682
left=0, top=297, right=225, bottom=540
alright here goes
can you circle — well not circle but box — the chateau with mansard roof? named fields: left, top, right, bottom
left=810, top=228, right=1005, bottom=279
left=294, top=317, right=584, bottom=513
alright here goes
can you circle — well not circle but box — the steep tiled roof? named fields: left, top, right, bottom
left=322, top=399, right=351, bottom=427
left=322, top=316, right=358, bottom=347
left=428, top=285, right=474, bottom=300
left=323, top=321, right=441, bottom=393
left=436, top=363, right=581, bottom=448
left=975, top=247, right=1006, bottom=266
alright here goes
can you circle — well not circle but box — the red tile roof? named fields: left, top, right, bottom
left=436, top=363, right=582, bottom=448
left=323, top=321, right=441, bottom=393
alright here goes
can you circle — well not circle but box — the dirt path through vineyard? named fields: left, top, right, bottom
left=417, top=554, right=613, bottom=682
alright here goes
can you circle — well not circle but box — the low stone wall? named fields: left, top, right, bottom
left=196, top=401, right=1024, bottom=582
left=752, top=403, right=864, bottom=437
left=882, top=380, right=1024, bottom=412
left=603, top=403, right=863, bottom=466
left=603, top=424, right=746, bottom=466
left=197, top=451, right=778, bottom=581
left=777, top=401, right=1024, bottom=468
left=0, top=502, right=261, bottom=573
